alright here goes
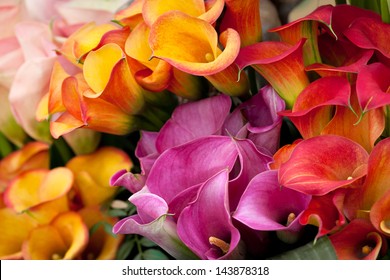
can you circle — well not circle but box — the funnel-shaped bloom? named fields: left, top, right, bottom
left=0, top=208, right=37, bottom=259
left=279, top=76, right=351, bottom=139
left=219, top=0, right=261, bottom=47
left=178, top=170, right=244, bottom=260
left=142, top=0, right=225, bottom=26
left=222, top=86, right=285, bottom=154
left=113, top=190, right=198, bottom=260
left=279, top=135, right=369, bottom=196
left=125, top=21, right=204, bottom=99
left=22, top=211, right=89, bottom=260
left=114, top=0, right=144, bottom=29
left=234, top=170, right=311, bottom=241
left=78, top=206, right=124, bottom=260
left=344, top=137, right=390, bottom=237
left=66, top=147, right=132, bottom=207
left=0, top=141, right=49, bottom=192
left=344, top=17, right=390, bottom=65
left=299, top=189, right=346, bottom=239
left=3, top=167, right=73, bottom=224
left=356, top=63, right=390, bottom=113
left=149, top=11, right=249, bottom=97
left=236, top=39, right=310, bottom=108
left=329, top=219, right=386, bottom=260
left=270, top=5, right=333, bottom=65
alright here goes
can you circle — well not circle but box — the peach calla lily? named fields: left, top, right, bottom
left=22, top=211, right=89, bottom=260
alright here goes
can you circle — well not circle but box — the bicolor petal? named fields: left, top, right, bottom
left=279, top=135, right=369, bottom=196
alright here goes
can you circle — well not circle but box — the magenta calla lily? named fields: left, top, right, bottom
left=177, top=170, right=244, bottom=260
left=112, top=189, right=198, bottom=260
left=234, top=170, right=311, bottom=234
left=279, top=135, right=369, bottom=196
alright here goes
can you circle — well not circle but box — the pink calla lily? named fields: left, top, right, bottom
left=279, top=135, right=369, bottom=196
left=233, top=170, right=311, bottom=241
left=178, top=170, right=244, bottom=260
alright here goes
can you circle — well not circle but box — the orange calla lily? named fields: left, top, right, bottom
left=236, top=39, right=310, bottom=108
left=149, top=11, right=249, bottom=97
left=125, top=21, right=204, bottom=99
left=142, top=0, right=224, bottom=27
left=0, top=141, right=49, bottom=192
left=79, top=206, right=124, bottom=259
left=219, top=0, right=261, bottom=47
left=114, top=0, right=144, bottom=29
left=22, top=211, right=89, bottom=260
left=66, top=147, right=132, bottom=207
left=3, top=167, right=73, bottom=224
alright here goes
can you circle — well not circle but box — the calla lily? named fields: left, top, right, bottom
left=279, top=135, right=369, bottom=196
left=113, top=189, right=198, bottom=259
left=78, top=206, right=124, bottom=260
left=178, top=170, right=244, bottom=260
left=344, top=137, right=390, bottom=237
left=299, top=189, right=346, bottom=240
left=222, top=85, right=285, bottom=154
left=233, top=170, right=311, bottom=244
left=66, top=147, right=132, bottom=207
left=270, top=5, right=333, bottom=65
left=149, top=11, right=249, bottom=97
left=356, top=63, right=390, bottom=113
left=3, top=167, right=73, bottom=224
left=142, top=0, right=224, bottom=26
left=114, top=0, right=144, bottom=29
left=22, top=211, right=89, bottom=260
left=0, top=207, right=37, bottom=259
left=328, top=219, right=386, bottom=260
left=155, top=95, right=231, bottom=152
left=236, top=39, right=310, bottom=108
left=125, top=21, right=205, bottom=99
left=0, top=141, right=49, bottom=192
left=219, top=0, right=261, bottom=47
left=322, top=89, right=385, bottom=153
left=279, top=76, right=351, bottom=139
left=146, top=136, right=239, bottom=205
left=344, top=17, right=390, bottom=65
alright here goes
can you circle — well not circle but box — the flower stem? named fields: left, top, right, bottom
left=0, top=131, right=14, bottom=158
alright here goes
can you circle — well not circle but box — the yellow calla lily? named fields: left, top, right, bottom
left=66, top=147, right=132, bottom=207
left=22, top=211, right=89, bottom=260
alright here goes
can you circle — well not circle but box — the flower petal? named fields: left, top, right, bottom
left=177, top=170, right=244, bottom=260
left=278, top=135, right=369, bottom=195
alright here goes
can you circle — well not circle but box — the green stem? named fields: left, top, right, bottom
left=0, top=131, right=14, bottom=158
left=335, top=0, right=347, bottom=5
left=380, top=0, right=390, bottom=23
left=51, top=137, right=74, bottom=167
left=247, top=67, right=258, bottom=96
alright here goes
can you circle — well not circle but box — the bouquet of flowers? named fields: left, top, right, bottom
left=1, top=0, right=389, bottom=260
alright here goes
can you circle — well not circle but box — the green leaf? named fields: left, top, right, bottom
left=49, top=137, right=75, bottom=168
left=107, top=209, right=129, bottom=217
left=0, top=131, right=14, bottom=158
left=89, top=221, right=116, bottom=237
left=268, top=236, right=337, bottom=260
left=134, top=253, right=143, bottom=260
left=140, top=237, right=157, bottom=248
left=142, top=249, right=170, bottom=260
left=117, top=239, right=135, bottom=260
